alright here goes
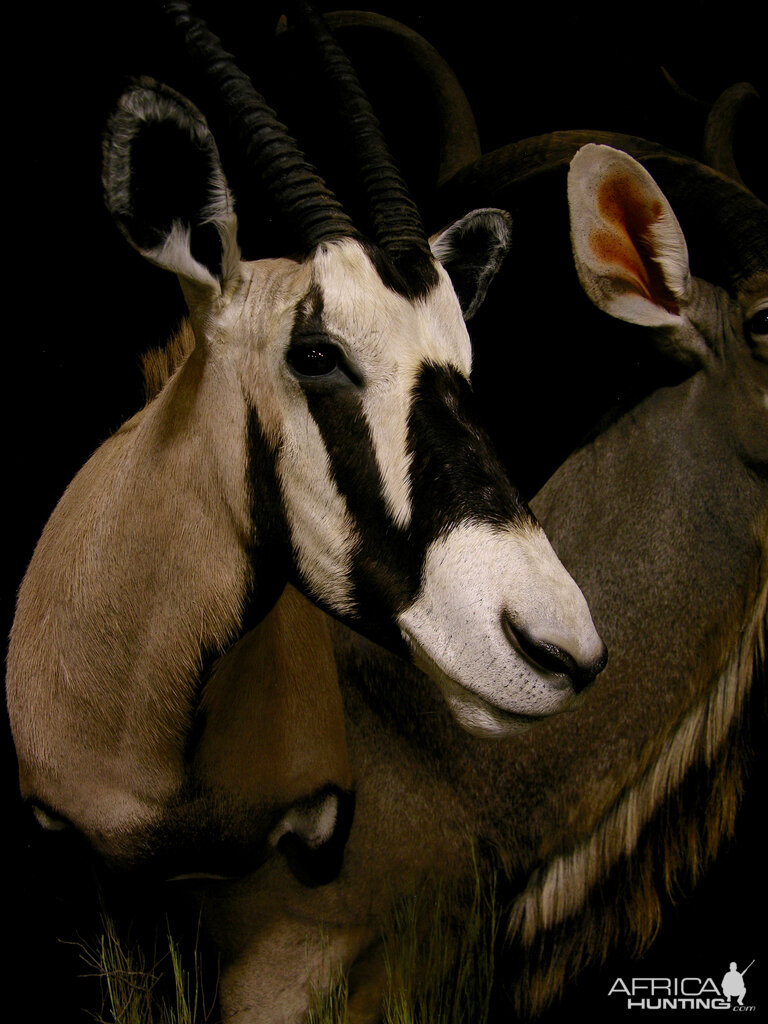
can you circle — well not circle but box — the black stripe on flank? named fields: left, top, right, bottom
left=406, top=363, right=535, bottom=542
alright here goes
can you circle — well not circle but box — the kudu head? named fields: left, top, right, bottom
left=7, top=1, right=607, bottom=809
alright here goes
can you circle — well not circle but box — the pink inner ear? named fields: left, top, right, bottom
left=588, top=171, right=680, bottom=315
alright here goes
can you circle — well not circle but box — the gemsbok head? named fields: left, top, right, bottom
left=5, top=1, right=606, bottom=866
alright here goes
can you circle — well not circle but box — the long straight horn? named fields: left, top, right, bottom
left=287, top=0, right=437, bottom=283
left=161, top=0, right=359, bottom=251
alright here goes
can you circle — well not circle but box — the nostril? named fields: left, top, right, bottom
left=503, top=617, right=608, bottom=694
left=503, top=616, right=577, bottom=685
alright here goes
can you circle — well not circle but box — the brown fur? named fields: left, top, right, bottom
left=193, top=584, right=351, bottom=810
left=183, top=562, right=764, bottom=1023
left=141, top=321, right=197, bottom=403
left=505, top=667, right=760, bottom=1017
left=7, top=316, right=352, bottom=873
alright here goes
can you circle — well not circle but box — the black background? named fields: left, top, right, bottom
left=5, top=1, right=767, bottom=1020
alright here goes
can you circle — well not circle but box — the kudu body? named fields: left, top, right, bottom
left=177, top=142, right=767, bottom=1021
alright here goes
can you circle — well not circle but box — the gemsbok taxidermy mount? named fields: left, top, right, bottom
left=6, top=0, right=604, bottom=877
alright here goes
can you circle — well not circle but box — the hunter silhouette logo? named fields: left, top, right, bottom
left=608, top=959, right=757, bottom=1011
left=721, top=961, right=754, bottom=1007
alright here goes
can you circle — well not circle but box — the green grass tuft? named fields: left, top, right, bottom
left=77, top=913, right=212, bottom=1024
left=305, top=842, right=500, bottom=1024
left=381, top=846, right=500, bottom=1024
left=80, top=843, right=499, bottom=1024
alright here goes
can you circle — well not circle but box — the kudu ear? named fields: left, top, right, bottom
left=103, top=78, right=240, bottom=303
left=430, top=209, right=513, bottom=320
left=269, top=787, right=355, bottom=887
left=568, top=145, right=711, bottom=366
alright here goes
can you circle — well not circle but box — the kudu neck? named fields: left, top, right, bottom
left=536, top=370, right=766, bottom=695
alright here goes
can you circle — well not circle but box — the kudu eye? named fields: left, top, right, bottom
left=286, top=344, right=339, bottom=377
left=746, top=307, right=768, bottom=340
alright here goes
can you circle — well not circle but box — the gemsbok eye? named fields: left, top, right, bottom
left=286, top=344, right=339, bottom=377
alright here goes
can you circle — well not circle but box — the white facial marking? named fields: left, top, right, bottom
left=398, top=521, right=604, bottom=737
left=313, top=244, right=471, bottom=530
left=426, top=670, right=542, bottom=739
left=276, top=417, right=359, bottom=618
left=230, top=257, right=359, bottom=617
left=233, top=243, right=478, bottom=619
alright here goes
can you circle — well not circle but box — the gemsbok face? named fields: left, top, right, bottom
left=6, top=0, right=606, bottom=855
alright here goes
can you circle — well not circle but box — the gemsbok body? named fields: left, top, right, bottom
left=170, top=141, right=767, bottom=1021
left=5, top=0, right=606, bottom=877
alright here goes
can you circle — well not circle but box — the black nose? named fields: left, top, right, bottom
left=506, top=620, right=608, bottom=694
left=573, top=642, right=609, bottom=692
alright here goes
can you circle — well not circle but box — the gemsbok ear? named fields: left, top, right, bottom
left=103, top=77, right=240, bottom=303
left=430, top=208, right=513, bottom=321
left=269, top=787, right=355, bottom=888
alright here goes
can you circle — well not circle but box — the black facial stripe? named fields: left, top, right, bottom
left=406, top=363, right=534, bottom=541
left=302, top=380, right=417, bottom=652
left=178, top=408, right=292, bottom=761
left=302, top=360, right=533, bottom=644
left=289, top=281, right=417, bottom=643
left=287, top=280, right=530, bottom=636
left=243, top=406, right=292, bottom=623
left=293, top=280, right=325, bottom=337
